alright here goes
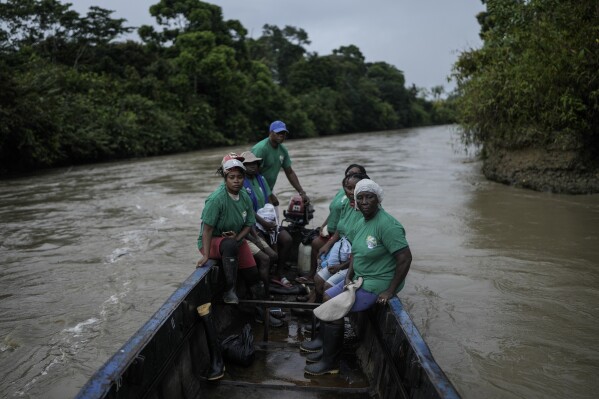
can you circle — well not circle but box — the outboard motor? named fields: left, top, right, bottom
left=283, top=194, right=314, bottom=231
left=282, top=194, right=314, bottom=265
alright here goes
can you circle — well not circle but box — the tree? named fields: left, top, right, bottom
left=366, top=62, right=411, bottom=127
left=249, top=24, right=310, bottom=85
left=453, top=0, right=599, bottom=154
left=0, top=0, right=131, bottom=67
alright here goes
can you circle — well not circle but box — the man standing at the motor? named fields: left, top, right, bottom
left=251, top=120, right=310, bottom=205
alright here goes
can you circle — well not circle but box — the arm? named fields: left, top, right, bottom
left=318, top=230, right=340, bottom=257
left=327, top=259, right=350, bottom=274
left=378, top=247, right=412, bottom=302
left=344, top=255, right=355, bottom=286
left=320, top=215, right=329, bottom=229
left=283, top=166, right=309, bottom=203
left=268, top=193, right=279, bottom=207
left=256, top=213, right=277, bottom=231
left=235, top=225, right=252, bottom=242
left=245, top=228, right=267, bottom=251
left=196, top=224, right=214, bottom=268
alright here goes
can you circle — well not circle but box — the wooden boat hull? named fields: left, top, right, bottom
left=75, top=266, right=460, bottom=399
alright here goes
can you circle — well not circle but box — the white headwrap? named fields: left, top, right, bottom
left=354, top=179, right=383, bottom=208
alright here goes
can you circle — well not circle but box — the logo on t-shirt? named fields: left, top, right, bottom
left=366, top=235, right=377, bottom=249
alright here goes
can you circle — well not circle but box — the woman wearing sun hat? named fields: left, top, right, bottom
left=196, top=153, right=257, bottom=304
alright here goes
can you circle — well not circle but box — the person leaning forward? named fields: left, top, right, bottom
left=251, top=120, right=310, bottom=204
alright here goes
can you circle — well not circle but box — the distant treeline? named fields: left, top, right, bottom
left=0, top=0, right=456, bottom=174
left=453, top=0, right=598, bottom=162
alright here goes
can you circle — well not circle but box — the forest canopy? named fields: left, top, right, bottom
left=0, top=0, right=454, bottom=174
left=453, top=0, right=598, bottom=159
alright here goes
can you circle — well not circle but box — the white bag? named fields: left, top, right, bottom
left=313, top=277, right=363, bottom=321
left=256, top=203, right=279, bottom=244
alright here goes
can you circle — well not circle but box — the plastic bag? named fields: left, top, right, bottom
left=256, top=204, right=279, bottom=244
left=221, top=323, right=255, bottom=367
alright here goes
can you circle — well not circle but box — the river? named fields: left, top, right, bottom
left=1, top=125, right=598, bottom=398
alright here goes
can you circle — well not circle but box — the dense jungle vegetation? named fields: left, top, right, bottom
left=0, top=0, right=456, bottom=174
left=453, top=0, right=599, bottom=169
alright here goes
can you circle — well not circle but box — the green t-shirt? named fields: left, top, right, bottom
left=243, top=175, right=272, bottom=210
left=337, top=203, right=364, bottom=239
left=327, top=188, right=347, bottom=233
left=251, top=137, right=292, bottom=190
left=197, top=185, right=256, bottom=250
left=350, top=208, right=409, bottom=295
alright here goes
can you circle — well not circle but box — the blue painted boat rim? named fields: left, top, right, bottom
left=75, top=267, right=211, bottom=398
left=388, top=297, right=461, bottom=399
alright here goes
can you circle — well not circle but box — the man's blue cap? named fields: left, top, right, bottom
left=269, top=120, right=288, bottom=134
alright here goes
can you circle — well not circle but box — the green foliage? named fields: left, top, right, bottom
left=249, top=24, right=310, bottom=85
left=0, top=0, right=449, bottom=175
left=453, top=0, right=599, bottom=154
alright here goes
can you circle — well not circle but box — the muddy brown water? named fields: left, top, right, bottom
left=1, top=125, right=598, bottom=398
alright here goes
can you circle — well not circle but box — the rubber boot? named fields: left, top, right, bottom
left=249, top=281, right=266, bottom=300
left=221, top=256, right=239, bottom=304
left=197, top=303, right=225, bottom=380
left=255, top=306, right=283, bottom=327
left=300, top=317, right=324, bottom=353
left=305, top=320, right=320, bottom=333
left=304, top=321, right=344, bottom=375
left=305, top=349, right=322, bottom=363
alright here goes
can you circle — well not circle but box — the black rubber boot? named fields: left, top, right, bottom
left=304, top=321, right=344, bottom=375
left=197, top=303, right=225, bottom=380
left=249, top=281, right=266, bottom=299
left=221, top=256, right=239, bottom=304
left=304, top=320, right=320, bottom=333
left=300, top=317, right=324, bottom=353
left=305, top=349, right=322, bottom=363
left=255, top=306, right=283, bottom=328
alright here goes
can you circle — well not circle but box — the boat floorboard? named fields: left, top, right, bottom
left=198, top=301, right=372, bottom=398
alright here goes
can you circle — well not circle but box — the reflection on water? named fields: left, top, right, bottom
left=1, top=125, right=598, bottom=398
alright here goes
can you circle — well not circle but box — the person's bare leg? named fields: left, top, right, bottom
left=275, top=229, right=292, bottom=278
left=309, top=236, right=326, bottom=279
left=254, top=251, right=270, bottom=288
left=312, top=274, right=325, bottom=303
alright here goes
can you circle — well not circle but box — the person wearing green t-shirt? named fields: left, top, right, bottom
left=311, top=172, right=369, bottom=303
left=303, top=179, right=412, bottom=376
left=196, top=154, right=257, bottom=305
left=251, top=120, right=310, bottom=204
left=240, top=151, right=293, bottom=297
left=296, top=164, right=367, bottom=287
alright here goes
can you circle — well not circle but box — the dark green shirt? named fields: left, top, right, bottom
left=327, top=188, right=347, bottom=233
left=197, top=185, right=256, bottom=250
left=251, top=137, right=292, bottom=190
left=349, top=208, right=408, bottom=294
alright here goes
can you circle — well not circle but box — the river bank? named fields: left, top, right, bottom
left=482, top=147, right=599, bottom=194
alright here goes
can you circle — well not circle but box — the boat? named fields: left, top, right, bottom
left=75, top=200, right=461, bottom=399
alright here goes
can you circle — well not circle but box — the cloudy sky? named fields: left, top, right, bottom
left=66, top=0, right=485, bottom=92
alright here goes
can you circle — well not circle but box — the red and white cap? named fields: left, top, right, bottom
left=222, top=153, right=246, bottom=174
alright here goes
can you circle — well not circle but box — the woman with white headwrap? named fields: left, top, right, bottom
left=302, top=178, right=412, bottom=376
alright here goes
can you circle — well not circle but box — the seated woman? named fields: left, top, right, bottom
left=312, top=172, right=369, bottom=306
left=296, top=164, right=367, bottom=286
left=240, top=151, right=294, bottom=289
left=196, top=154, right=257, bottom=305
left=301, top=179, right=412, bottom=376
